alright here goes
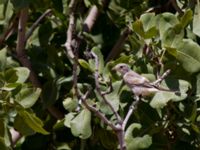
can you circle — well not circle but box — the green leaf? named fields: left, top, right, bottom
left=64, top=112, right=76, bottom=128
left=125, top=123, right=152, bottom=150
left=0, top=0, right=13, bottom=25
left=191, top=123, right=200, bottom=133
left=140, top=13, right=156, bottom=32
left=15, top=88, right=41, bottom=108
left=157, top=13, right=179, bottom=39
left=70, top=109, right=92, bottom=139
left=63, top=97, right=77, bottom=112
left=91, top=46, right=104, bottom=73
left=14, top=114, right=35, bottom=136
left=0, top=118, right=11, bottom=147
left=175, top=39, right=200, bottom=73
left=4, top=69, right=17, bottom=83
left=162, top=27, right=184, bottom=47
left=0, top=48, right=7, bottom=71
left=150, top=79, right=190, bottom=109
left=1, top=83, right=21, bottom=91
left=57, top=143, right=71, bottom=150
left=0, top=137, right=9, bottom=150
left=100, top=81, right=121, bottom=115
left=78, top=59, right=93, bottom=72
left=139, top=13, right=158, bottom=38
left=193, top=3, right=200, bottom=37
left=180, top=9, right=193, bottom=28
left=15, top=67, right=30, bottom=83
left=132, top=20, right=145, bottom=37
left=17, top=108, right=49, bottom=135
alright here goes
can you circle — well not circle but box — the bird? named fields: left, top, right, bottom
left=112, top=63, right=178, bottom=97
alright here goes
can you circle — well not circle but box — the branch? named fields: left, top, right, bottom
left=64, top=0, right=79, bottom=59
left=106, top=27, right=132, bottom=62
left=169, top=0, right=184, bottom=15
left=122, top=96, right=140, bottom=130
left=0, top=13, right=19, bottom=45
left=83, top=0, right=109, bottom=32
left=91, top=51, right=122, bottom=123
left=16, top=8, right=64, bottom=119
left=81, top=90, right=119, bottom=130
left=152, top=69, right=171, bottom=86
left=83, top=6, right=99, bottom=32
left=25, top=9, right=52, bottom=41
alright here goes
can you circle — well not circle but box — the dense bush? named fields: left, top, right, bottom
left=0, top=0, right=200, bottom=149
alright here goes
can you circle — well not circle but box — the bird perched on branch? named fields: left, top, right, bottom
left=112, top=63, right=178, bottom=97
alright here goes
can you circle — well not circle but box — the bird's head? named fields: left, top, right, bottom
left=112, top=63, right=130, bottom=75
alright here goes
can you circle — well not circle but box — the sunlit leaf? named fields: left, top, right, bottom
left=15, top=88, right=41, bottom=108
left=70, top=109, right=92, bottom=139
left=0, top=48, right=7, bottom=71
left=63, top=97, right=77, bottom=112
left=64, top=112, right=76, bottom=128
left=150, top=79, right=190, bottom=109
left=125, top=123, right=152, bottom=150
left=176, top=39, right=200, bottom=73
left=15, top=67, right=30, bottom=83
left=193, top=3, right=200, bottom=37
left=17, top=108, right=49, bottom=135
left=78, top=59, right=94, bottom=72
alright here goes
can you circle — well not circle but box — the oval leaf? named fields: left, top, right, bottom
left=125, top=123, right=152, bottom=150
left=70, top=109, right=92, bottom=139
left=15, top=67, right=30, bottom=83
left=16, top=88, right=41, bottom=108
left=17, top=108, right=49, bottom=135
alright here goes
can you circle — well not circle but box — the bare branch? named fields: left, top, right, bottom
left=83, top=6, right=99, bottom=32
left=122, top=96, right=140, bottom=130
left=102, top=77, right=113, bottom=95
left=0, top=13, right=19, bottom=45
left=64, top=0, right=79, bottom=59
left=152, top=69, right=171, bottom=86
left=91, top=51, right=122, bottom=123
left=25, top=9, right=52, bottom=41
left=81, top=90, right=119, bottom=130
left=169, top=0, right=184, bottom=15
left=116, top=129, right=126, bottom=150
left=16, top=8, right=64, bottom=119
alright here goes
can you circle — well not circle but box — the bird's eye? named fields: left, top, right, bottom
left=119, top=66, right=123, bottom=69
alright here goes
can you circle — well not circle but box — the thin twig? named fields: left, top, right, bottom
left=83, top=6, right=99, bottom=32
left=102, top=77, right=113, bottom=95
left=122, top=96, right=140, bottom=130
left=169, top=0, right=184, bottom=15
left=83, top=0, right=109, bottom=32
left=25, top=9, right=52, bottom=41
left=81, top=90, right=119, bottom=130
left=91, top=51, right=122, bottom=123
left=116, top=129, right=126, bottom=150
left=0, top=13, right=19, bottom=45
left=152, top=69, right=171, bottom=86
left=64, top=0, right=79, bottom=59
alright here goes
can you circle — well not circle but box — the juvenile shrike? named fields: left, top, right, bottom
left=113, top=63, right=177, bottom=97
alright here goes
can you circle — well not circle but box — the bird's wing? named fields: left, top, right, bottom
left=123, top=71, right=150, bottom=85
